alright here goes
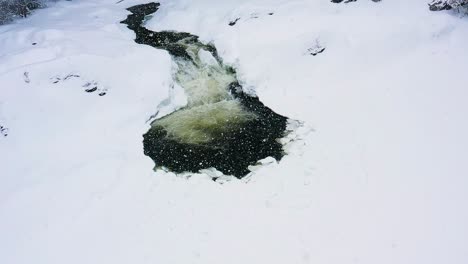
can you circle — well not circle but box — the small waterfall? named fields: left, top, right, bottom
left=122, top=3, right=288, bottom=178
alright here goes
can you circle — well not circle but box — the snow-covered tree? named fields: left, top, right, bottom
left=429, top=0, right=468, bottom=11
left=0, top=0, right=46, bottom=24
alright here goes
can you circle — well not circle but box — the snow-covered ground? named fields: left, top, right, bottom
left=1, top=0, right=468, bottom=263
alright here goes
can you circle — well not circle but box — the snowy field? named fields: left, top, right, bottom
left=1, top=0, right=468, bottom=263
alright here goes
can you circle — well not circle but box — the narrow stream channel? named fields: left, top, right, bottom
left=122, top=2, right=289, bottom=178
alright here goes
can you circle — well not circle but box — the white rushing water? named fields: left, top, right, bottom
left=151, top=40, right=257, bottom=145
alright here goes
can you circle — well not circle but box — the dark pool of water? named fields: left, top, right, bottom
left=121, top=2, right=288, bottom=178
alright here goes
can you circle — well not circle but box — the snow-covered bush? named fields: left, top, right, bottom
left=0, top=0, right=55, bottom=25
left=429, top=0, right=468, bottom=11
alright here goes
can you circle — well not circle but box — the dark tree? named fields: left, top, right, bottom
left=0, top=0, right=51, bottom=24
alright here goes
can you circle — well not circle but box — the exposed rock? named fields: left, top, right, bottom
left=0, top=125, right=8, bottom=137
left=51, top=74, right=107, bottom=96
left=229, top=17, right=240, bottom=26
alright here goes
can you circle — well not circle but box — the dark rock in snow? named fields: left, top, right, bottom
left=308, top=46, right=325, bottom=56
left=85, top=87, right=97, bottom=93
left=229, top=17, right=240, bottom=26
left=52, top=74, right=107, bottom=96
left=0, top=125, right=8, bottom=137
left=23, top=72, right=30, bottom=83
